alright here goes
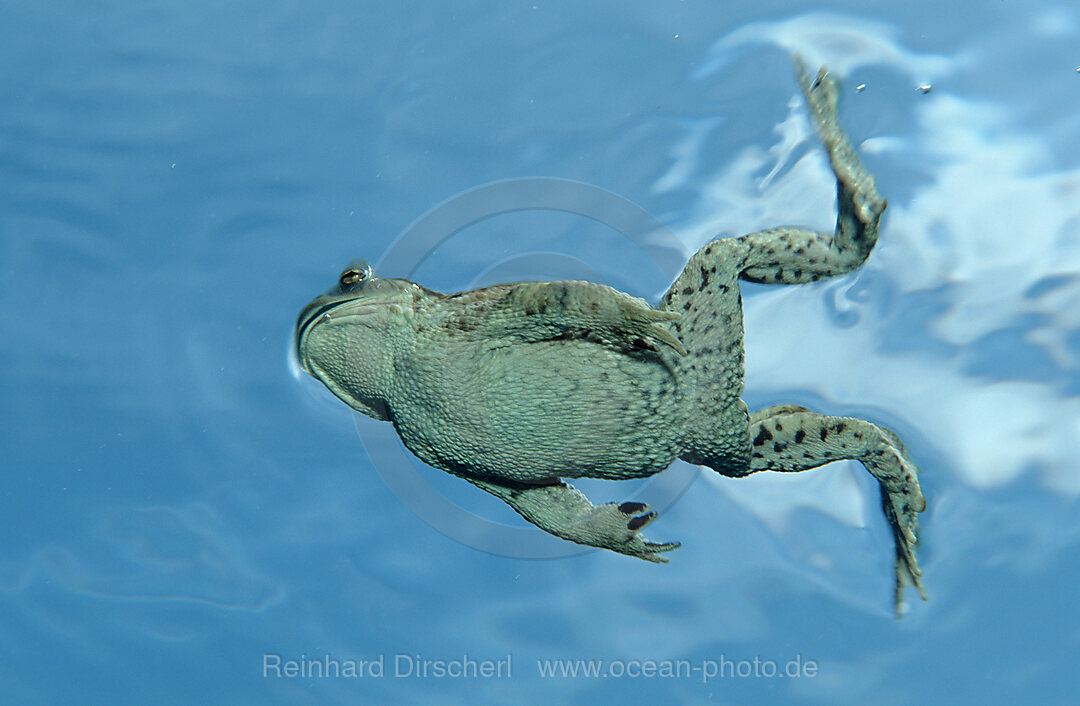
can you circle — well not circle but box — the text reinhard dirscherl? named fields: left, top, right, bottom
left=262, top=653, right=820, bottom=683
left=263, top=653, right=511, bottom=680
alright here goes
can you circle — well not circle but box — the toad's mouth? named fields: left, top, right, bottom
left=295, top=300, right=342, bottom=354
left=294, top=298, right=385, bottom=363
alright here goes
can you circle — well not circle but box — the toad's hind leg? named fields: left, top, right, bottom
left=737, top=57, right=887, bottom=285
left=661, top=60, right=888, bottom=473
left=742, top=407, right=927, bottom=616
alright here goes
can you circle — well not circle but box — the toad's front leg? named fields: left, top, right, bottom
left=461, top=475, right=681, bottom=562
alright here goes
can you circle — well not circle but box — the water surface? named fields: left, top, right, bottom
left=2, top=2, right=1078, bottom=704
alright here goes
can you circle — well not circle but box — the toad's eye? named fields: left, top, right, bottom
left=339, top=260, right=374, bottom=289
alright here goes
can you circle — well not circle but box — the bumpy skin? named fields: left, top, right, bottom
left=295, top=58, right=926, bottom=615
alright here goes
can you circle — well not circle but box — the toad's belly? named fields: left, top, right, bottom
left=390, top=339, right=685, bottom=480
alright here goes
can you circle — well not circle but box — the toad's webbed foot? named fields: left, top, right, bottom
left=586, top=501, right=682, bottom=563
left=873, top=438, right=927, bottom=614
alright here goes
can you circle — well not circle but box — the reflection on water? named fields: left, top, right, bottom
left=675, top=15, right=1080, bottom=498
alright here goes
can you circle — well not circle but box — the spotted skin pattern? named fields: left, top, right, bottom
left=295, top=58, right=926, bottom=616
left=746, top=406, right=926, bottom=612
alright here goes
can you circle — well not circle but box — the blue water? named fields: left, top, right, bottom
left=3, top=2, right=1079, bottom=704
